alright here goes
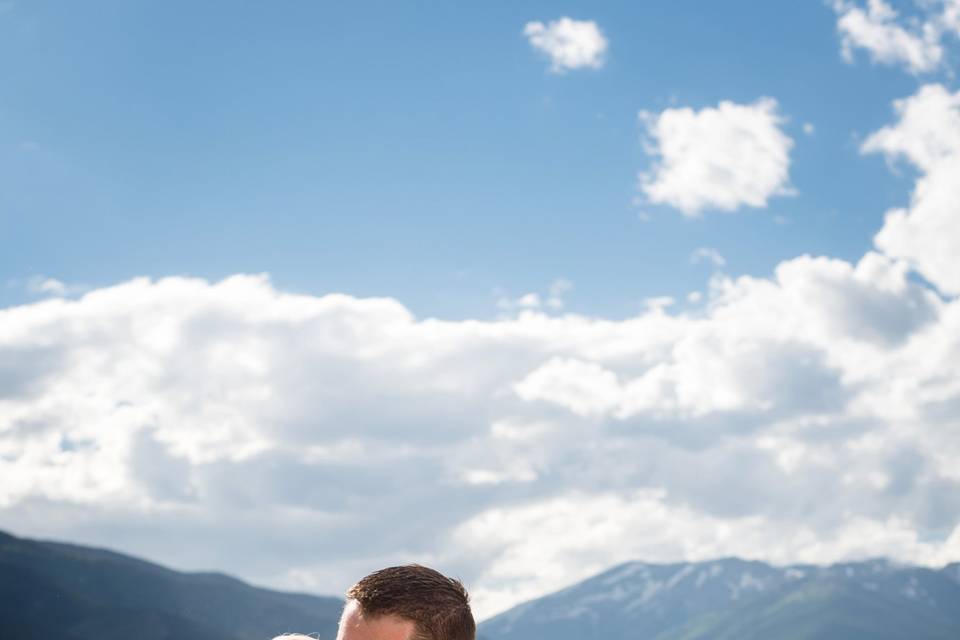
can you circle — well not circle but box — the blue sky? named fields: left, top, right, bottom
left=0, top=0, right=923, bottom=316
left=2, top=0, right=960, bottom=621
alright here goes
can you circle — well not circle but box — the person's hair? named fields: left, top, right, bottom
left=346, top=564, right=475, bottom=640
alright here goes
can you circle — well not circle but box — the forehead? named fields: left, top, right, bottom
left=337, top=600, right=416, bottom=640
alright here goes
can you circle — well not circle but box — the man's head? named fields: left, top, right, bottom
left=336, top=565, right=475, bottom=640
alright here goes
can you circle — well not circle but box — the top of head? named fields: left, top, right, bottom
left=340, top=565, right=475, bottom=640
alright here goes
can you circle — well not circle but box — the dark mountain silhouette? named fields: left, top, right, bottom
left=0, top=529, right=342, bottom=640
left=7, top=528, right=960, bottom=639
left=479, top=557, right=960, bottom=640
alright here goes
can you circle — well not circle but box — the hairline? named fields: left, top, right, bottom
left=345, top=598, right=431, bottom=640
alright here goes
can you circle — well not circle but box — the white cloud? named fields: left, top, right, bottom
left=523, top=18, right=608, bottom=73
left=457, top=491, right=960, bottom=617
left=22, top=276, right=86, bottom=298
left=30, top=277, right=67, bottom=296
left=497, top=292, right=539, bottom=312
left=506, top=254, right=939, bottom=422
left=944, top=0, right=960, bottom=35
left=690, top=247, right=727, bottom=268
left=516, top=293, right=540, bottom=309
left=643, top=295, right=676, bottom=312
left=832, top=0, right=960, bottom=74
left=864, top=84, right=960, bottom=295
left=0, top=248, right=957, bottom=619
left=497, top=279, right=573, bottom=314
left=638, top=98, right=794, bottom=216
left=862, top=84, right=960, bottom=171
left=834, top=0, right=943, bottom=73
left=514, top=357, right=622, bottom=418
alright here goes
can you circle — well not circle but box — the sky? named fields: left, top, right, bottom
left=1, top=0, right=960, bottom=621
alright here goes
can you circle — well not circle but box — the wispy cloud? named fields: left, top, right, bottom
left=690, top=247, right=727, bottom=268
left=18, top=276, right=87, bottom=298
left=496, top=279, right=573, bottom=314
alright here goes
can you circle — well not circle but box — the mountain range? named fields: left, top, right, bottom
left=478, top=557, right=960, bottom=639
left=0, top=529, right=342, bottom=639
left=3, top=528, right=960, bottom=639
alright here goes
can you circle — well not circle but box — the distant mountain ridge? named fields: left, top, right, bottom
left=479, top=557, right=960, bottom=640
left=6, top=528, right=960, bottom=639
left=0, top=529, right=343, bottom=640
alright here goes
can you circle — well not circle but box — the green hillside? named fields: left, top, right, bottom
left=0, top=530, right=342, bottom=640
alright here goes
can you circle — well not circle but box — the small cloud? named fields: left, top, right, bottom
left=24, top=276, right=85, bottom=297
left=833, top=0, right=945, bottom=74
left=29, top=277, right=67, bottom=296
left=524, top=17, right=608, bottom=73
left=632, top=198, right=655, bottom=222
left=517, top=293, right=541, bottom=309
left=803, top=122, right=815, bottom=136
left=690, top=247, right=727, bottom=268
left=638, top=98, right=795, bottom=216
left=462, top=467, right=537, bottom=486
left=498, top=279, right=573, bottom=314
left=643, top=296, right=675, bottom=312
left=774, top=215, right=790, bottom=225
left=687, top=291, right=703, bottom=303
left=495, top=292, right=538, bottom=312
